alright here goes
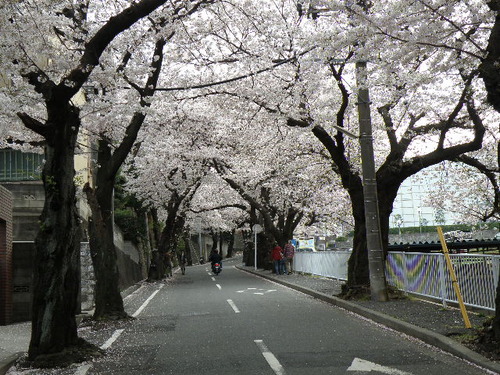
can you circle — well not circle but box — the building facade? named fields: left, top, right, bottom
left=0, top=186, right=13, bottom=325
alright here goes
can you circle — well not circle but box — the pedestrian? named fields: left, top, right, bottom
left=271, top=242, right=284, bottom=275
left=179, top=250, right=187, bottom=275
left=164, top=250, right=173, bottom=278
left=283, top=240, right=295, bottom=275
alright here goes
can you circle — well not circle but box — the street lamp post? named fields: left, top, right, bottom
left=195, top=217, right=203, bottom=263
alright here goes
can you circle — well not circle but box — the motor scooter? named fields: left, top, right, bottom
left=212, top=262, right=222, bottom=275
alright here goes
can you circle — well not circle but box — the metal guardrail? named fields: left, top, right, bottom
left=294, top=251, right=500, bottom=311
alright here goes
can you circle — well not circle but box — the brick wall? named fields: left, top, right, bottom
left=0, top=186, right=13, bottom=325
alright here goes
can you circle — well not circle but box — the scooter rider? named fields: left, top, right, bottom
left=209, top=250, right=223, bottom=273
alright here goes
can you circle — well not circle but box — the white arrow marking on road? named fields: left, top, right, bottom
left=227, top=299, right=240, bottom=313
left=254, top=340, right=286, bottom=375
left=347, top=358, right=412, bottom=374
left=236, top=288, right=277, bottom=295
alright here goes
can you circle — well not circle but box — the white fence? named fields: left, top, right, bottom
left=386, top=252, right=499, bottom=311
left=293, top=251, right=351, bottom=281
left=293, top=251, right=500, bottom=311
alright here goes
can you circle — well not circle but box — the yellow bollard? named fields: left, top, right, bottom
left=437, top=226, right=471, bottom=329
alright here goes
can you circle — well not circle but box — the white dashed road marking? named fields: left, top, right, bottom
left=254, top=339, right=286, bottom=375
left=227, top=299, right=240, bottom=313
left=100, top=329, right=125, bottom=350
left=132, top=284, right=164, bottom=318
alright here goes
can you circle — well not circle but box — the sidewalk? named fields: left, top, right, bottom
left=0, top=282, right=143, bottom=375
left=236, top=265, right=500, bottom=375
left=0, top=321, right=30, bottom=374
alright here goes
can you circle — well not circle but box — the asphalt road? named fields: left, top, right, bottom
left=35, top=258, right=494, bottom=375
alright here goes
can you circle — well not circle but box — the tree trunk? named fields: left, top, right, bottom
left=479, top=2, right=500, bottom=341
left=85, top=140, right=127, bottom=320
left=85, top=181, right=126, bottom=320
left=183, top=233, right=193, bottom=266
left=346, top=196, right=370, bottom=289
left=258, top=233, right=273, bottom=270
left=138, top=211, right=150, bottom=278
left=155, top=203, right=186, bottom=278
left=28, top=109, right=82, bottom=362
left=226, top=230, right=235, bottom=258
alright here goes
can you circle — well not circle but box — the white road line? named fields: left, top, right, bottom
left=216, top=284, right=222, bottom=290
left=254, top=340, right=286, bottom=375
left=211, top=277, right=216, bottom=281
left=123, top=285, right=145, bottom=301
left=100, top=329, right=125, bottom=350
left=227, top=299, right=240, bottom=313
left=132, top=284, right=164, bottom=318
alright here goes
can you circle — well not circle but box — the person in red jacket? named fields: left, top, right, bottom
left=271, top=242, right=284, bottom=275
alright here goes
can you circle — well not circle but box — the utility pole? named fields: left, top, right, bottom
left=356, top=60, right=389, bottom=302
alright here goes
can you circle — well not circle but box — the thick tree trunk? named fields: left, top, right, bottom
left=480, top=2, right=500, bottom=341
left=84, top=139, right=127, bottom=320
left=28, top=110, right=82, bottom=362
left=86, top=183, right=126, bottom=320
left=155, top=205, right=186, bottom=278
left=346, top=198, right=370, bottom=289
left=257, top=234, right=274, bottom=270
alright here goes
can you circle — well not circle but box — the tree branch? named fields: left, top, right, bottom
left=16, top=112, right=52, bottom=138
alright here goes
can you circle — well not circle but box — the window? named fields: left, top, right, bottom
left=0, top=149, right=44, bottom=181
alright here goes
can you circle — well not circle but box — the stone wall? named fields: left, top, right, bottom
left=0, top=182, right=44, bottom=241
left=80, top=239, right=144, bottom=313
left=80, top=242, right=95, bottom=312
left=0, top=186, right=13, bottom=325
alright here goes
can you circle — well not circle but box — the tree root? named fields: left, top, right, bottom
left=339, top=284, right=408, bottom=301
left=20, top=338, right=103, bottom=369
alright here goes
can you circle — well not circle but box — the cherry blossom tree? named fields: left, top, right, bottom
left=124, top=128, right=214, bottom=277
left=0, top=0, right=215, bottom=363
left=347, top=0, right=500, bottom=339
left=158, top=0, right=493, bottom=295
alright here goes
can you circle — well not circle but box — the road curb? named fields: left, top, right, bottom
left=0, top=352, right=22, bottom=375
left=236, top=266, right=500, bottom=375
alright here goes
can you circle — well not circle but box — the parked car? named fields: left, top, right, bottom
left=494, top=232, right=500, bottom=241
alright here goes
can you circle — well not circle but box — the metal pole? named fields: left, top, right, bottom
left=437, top=226, right=471, bottom=328
left=198, top=231, right=202, bottom=263
left=356, top=60, right=389, bottom=302
left=254, top=231, right=258, bottom=271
